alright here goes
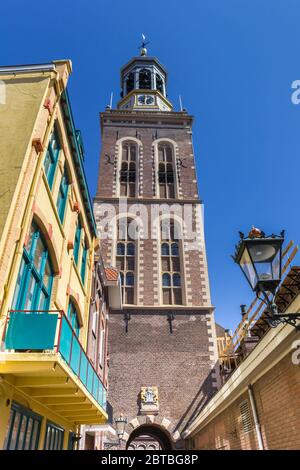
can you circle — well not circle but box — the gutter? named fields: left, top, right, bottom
left=248, top=384, right=264, bottom=450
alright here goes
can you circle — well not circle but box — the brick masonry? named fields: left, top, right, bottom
left=94, top=107, right=220, bottom=448
left=190, top=353, right=300, bottom=450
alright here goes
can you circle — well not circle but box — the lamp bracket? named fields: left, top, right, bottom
left=266, top=301, right=300, bottom=330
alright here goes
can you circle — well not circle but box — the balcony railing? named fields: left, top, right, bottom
left=3, top=310, right=106, bottom=411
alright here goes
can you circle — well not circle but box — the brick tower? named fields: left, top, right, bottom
left=94, top=45, right=220, bottom=450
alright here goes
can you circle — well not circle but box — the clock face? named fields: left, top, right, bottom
left=138, top=95, right=154, bottom=105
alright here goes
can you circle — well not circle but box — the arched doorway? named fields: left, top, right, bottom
left=126, top=425, right=173, bottom=451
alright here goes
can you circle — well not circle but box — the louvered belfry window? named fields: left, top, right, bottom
left=158, top=144, right=175, bottom=199
left=120, top=142, right=137, bottom=197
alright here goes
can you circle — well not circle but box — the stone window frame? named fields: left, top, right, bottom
left=153, top=138, right=180, bottom=199
left=115, top=137, right=142, bottom=199
left=115, top=217, right=139, bottom=305
left=156, top=215, right=186, bottom=306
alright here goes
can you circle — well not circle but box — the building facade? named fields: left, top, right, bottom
left=184, top=267, right=300, bottom=450
left=80, top=258, right=121, bottom=450
left=0, top=61, right=117, bottom=449
left=94, top=49, right=220, bottom=449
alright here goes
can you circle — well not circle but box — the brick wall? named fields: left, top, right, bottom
left=191, top=352, right=300, bottom=450
left=94, top=109, right=219, bottom=447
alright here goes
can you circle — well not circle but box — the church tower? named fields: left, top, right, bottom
left=94, top=45, right=220, bottom=450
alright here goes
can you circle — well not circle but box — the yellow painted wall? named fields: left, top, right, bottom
left=0, top=61, right=99, bottom=449
left=0, top=75, right=50, bottom=238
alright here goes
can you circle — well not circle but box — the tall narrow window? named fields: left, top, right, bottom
left=116, top=219, right=135, bottom=304
left=125, top=72, right=134, bottom=94
left=80, top=241, right=88, bottom=285
left=44, top=125, right=61, bottom=189
left=12, top=223, right=53, bottom=311
left=56, top=166, right=69, bottom=223
left=67, top=301, right=80, bottom=337
left=4, top=402, right=42, bottom=450
left=139, top=68, right=151, bottom=89
left=73, top=220, right=82, bottom=265
left=161, top=220, right=182, bottom=305
left=156, top=74, right=164, bottom=94
left=158, top=144, right=175, bottom=198
left=44, top=422, right=64, bottom=450
left=120, top=142, right=137, bottom=197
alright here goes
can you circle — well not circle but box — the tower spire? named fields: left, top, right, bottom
left=139, top=33, right=149, bottom=56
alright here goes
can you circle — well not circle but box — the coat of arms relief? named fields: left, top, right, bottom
left=140, top=386, right=159, bottom=415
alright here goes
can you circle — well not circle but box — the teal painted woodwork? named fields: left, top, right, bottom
left=4, top=401, right=42, bottom=450
left=44, top=125, right=61, bottom=189
left=5, top=311, right=106, bottom=411
left=80, top=243, right=88, bottom=284
left=73, top=221, right=81, bottom=265
left=12, top=223, right=53, bottom=312
left=56, top=167, right=69, bottom=223
left=5, top=313, right=58, bottom=350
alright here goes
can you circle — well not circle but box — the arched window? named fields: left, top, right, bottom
left=161, top=220, right=182, bottom=305
left=67, top=300, right=80, bottom=337
left=139, top=68, right=151, bottom=89
left=116, top=219, right=136, bottom=304
left=120, top=142, right=137, bottom=197
left=12, top=223, right=53, bottom=311
left=125, top=72, right=134, bottom=94
left=158, top=144, right=175, bottom=198
left=156, top=74, right=164, bottom=94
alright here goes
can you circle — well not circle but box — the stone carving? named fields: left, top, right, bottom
left=140, top=386, right=159, bottom=415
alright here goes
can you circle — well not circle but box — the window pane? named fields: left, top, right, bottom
left=127, top=243, right=135, bottom=256
left=11, top=258, right=26, bottom=309
left=162, top=273, right=171, bottom=286
left=126, top=273, right=134, bottom=286
left=128, top=183, right=135, bottom=197
left=125, top=288, right=134, bottom=304
left=117, top=243, right=125, bottom=255
left=130, top=146, right=136, bottom=161
left=33, top=237, right=45, bottom=272
left=31, top=420, right=40, bottom=449
left=37, top=290, right=47, bottom=311
left=127, top=258, right=135, bottom=271
left=159, top=184, right=167, bottom=198
left=23, top=273, right=38, bottom=310
left=166, top=147, right=172, bottom=162
left=8, top=411, right=21, bottom=449
left=173, top=288, right=182, bottom=305
left=172, top=257, right=180, bottom=272
left=171, top=243, right=179, bottom=256
left=116, top=257, right=125, bottom=271
left=161, top=243, right=170, bottom=255
left=17, top=415, right=28, bottom=449
left=168, top=185, right=175, bottom=198
left=43, top=259, right=52, bottom=290
left=173, top=273, right=181, bottom=287
left=163, top=289, right=172, bottom=305
left=161, top=257, right=170, bottom=271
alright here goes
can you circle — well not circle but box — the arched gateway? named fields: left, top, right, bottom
left=126, top=425, right=173, bottom=451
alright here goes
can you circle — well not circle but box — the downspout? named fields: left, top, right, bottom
left=248, top=384, right=264, bottom=450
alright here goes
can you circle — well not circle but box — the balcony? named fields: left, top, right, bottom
left=0, top=310, right=107, bottom=426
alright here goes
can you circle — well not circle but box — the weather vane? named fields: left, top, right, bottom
left=138, top=33, right=150, bottom=56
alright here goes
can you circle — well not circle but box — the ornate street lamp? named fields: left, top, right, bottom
left=115, top=414, right=127, bottom=441
left=104, top=414, right=127, bottom=449
left=233, top=227, right=300, bottom=329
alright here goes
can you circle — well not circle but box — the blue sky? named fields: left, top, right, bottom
left=2, top=0, right=300, bottom=329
